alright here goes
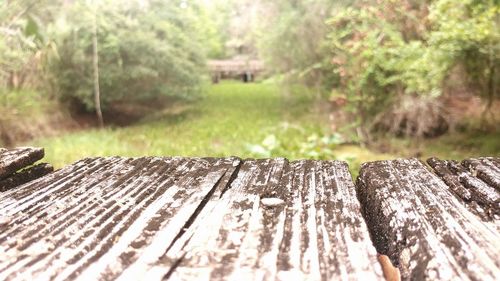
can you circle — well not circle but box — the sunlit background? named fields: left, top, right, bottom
left=1, top=0, right=498, bottom=174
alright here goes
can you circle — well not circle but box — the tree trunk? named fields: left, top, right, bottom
left=92, top=6, right=104, bottom=128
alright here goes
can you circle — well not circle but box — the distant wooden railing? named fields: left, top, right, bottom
left=208, top=59, right=264, bottom=82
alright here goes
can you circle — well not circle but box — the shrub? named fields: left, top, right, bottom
left=327, top=0, right=499, bottom=138
left=47, top=1, right=207, bottom=111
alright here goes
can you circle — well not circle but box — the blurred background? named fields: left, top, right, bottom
left=1, top=0, right=498, bottom=174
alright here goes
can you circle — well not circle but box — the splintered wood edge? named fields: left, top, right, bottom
left=0, top=163, right=54, bottom=192
left=0, top=147, right=45, bottom=179
left=378, top=254, right=401, bottom=281
left=356, top=158, right=500, bottom=280
left=462, top=157, right=500, bottom=191
left=427, top=157, right=500, bottom=220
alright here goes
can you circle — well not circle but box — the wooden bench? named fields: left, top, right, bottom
left=0, top=147, right=498, bottom=280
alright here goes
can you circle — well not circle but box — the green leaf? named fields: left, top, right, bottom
left=24, top=15, right=44, bottom=43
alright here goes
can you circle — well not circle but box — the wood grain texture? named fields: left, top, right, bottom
left=462, top=157, right=500, bottom=191
left=0, top=157, right=383, bottom=280
left=0, top=163, right=53, bottom=192
left=427, top=157, right=500, bottom=220
left=0, top=147, right=44, bottom=179
left=357, top=158, right=500, bottom=281
left=5, top=154, right=498, bottom=280
left=0, top=156, right=240, bottom=280
left=167, top=159, right=383, bottom=280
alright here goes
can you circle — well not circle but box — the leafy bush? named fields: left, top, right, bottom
left=327, top=2, right=446, bottom=135
left=48, top=1, right=207, bottom=111
left=429, top=0, right=500, bottom=105
left=247, top=132, right=344, bottom=159
left=327, top=0, right=499, bottom=138
left=0, top=1, right=48, bottom=89
left=255, top=0, right=338, bottom=92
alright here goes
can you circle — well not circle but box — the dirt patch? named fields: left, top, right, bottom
left=65, top=96, right=188, bottom=127
left=372, top=95, right=450, bottom=138
left=443, top=94, right=500, bottom=131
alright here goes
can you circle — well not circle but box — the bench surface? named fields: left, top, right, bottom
left=0, top=148, right=499, bottom=280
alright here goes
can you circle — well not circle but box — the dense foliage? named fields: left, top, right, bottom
left=1, top=0, right=498, bottom=140
left=48, top=0, right=207, bottom=110
left=254, top=0, right=340, bottom=91
left=0, top=0, right=53, bottom=90
left=325, top=0, right=499, bottom=137
left=1, top=0, right=213, bottom=112
left=239, top=0, right=499, bottom=137
left=430, top=0, right=500, bottom=106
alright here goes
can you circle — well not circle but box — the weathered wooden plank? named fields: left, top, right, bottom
left=427, top=158, right=472, bottom=201
left=0, top=156, right=241, bottom=280
left=357, top=158, right=500, bottom=280
left=427, top=157, right=500, bottom=220
left=0, top=163, right=53, bottom=192
left=462, top=157, right=500, bottom=191
left=73, top=157, right=241, bottom=281
left=163, top=159, right=288, bottom=280
left=0, top=157, right=147, bottom=278
left=0, top=157, right=123, bottom=214
left=165, top=159, right=383, bottom=280
left=0, top=147, right=44, bottom=179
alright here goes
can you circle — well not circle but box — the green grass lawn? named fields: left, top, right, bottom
left=25, top=81, right=498, bottom=176
left=30, top=81, right=353, bottom=167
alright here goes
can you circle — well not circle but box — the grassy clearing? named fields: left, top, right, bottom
left=24, top=81, right=499, bottom=177
left=30, top=82, right=340, bottom=167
